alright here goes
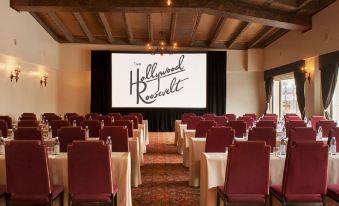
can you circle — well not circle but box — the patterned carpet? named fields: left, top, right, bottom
left=132, top=132, right=199, bottom=206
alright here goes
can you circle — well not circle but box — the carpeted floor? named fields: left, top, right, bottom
left=132, top=132, right=199, bottom=206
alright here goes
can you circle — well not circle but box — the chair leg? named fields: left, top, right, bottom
left=113, top=193, right=117, bottom=206
left=265, top=195, right=269, bottom=206
left=269, top=194, right=273, bottom=206
left=216, top=193, right=220, bottom=206
left=60, top=191, right=64, bottom=206
left=68, top=194, right=72, bottom=206
left=322, top=194, right=327, bottom=206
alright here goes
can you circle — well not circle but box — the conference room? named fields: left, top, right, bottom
left=0, top=0, right=339, bottom=206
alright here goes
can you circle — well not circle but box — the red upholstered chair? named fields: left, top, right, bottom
left=122, top=115, right=138, bottom=129
left=20, top=115, right=37, bottom=121
left=217, top=141, right=270, bottom=205
left=237, top=116, right=254, bottom=128
left=289, top=127, right=316, bottom=143
left=64, top=113, right=78, bottom=120
left=317, top=120, right=336, bottom=137
left=112, top=120, right=134, bottom=137
left=18, top=120, right=39, bottom=128
left=85, top=113, right=99, bottom=120
left=181, top=113, right=197, bottom=124
left=213, top=116, right=228, bottom=127
left=94, top=115, right=112, bottom=126
left=224, top=114, right=236, bottom=121
left=108, top=113, right=122, bottom=121
left=286, top=120, right=306, bottom=138
left=264, top=113, right=278, bottom=117
left=68, top=141, right=117, bottom=205
left=270, top=141, right=328, bottom=205
left=14, top=127, right=43, bottom=141
left=69, top=115, right=85, bottom=126
left=261, top=116, right=277, bottom=123
left=244, top=113, right=257, bottom=121
left=205, top=127, right=234, bottom=152
left=22, top=113, right=36, bottom=117
left=202, top=113, right=215, bottom=120
left=186, top=116, right=204, bottom=130
left=327, top=185, right=339, bottom=203
left=285, top=116, right=301, bottom=125
left=0, top=185, right=6, bottom=198
left=328, top=127, right=339, bottom=152
left=256, top=120, right=276, bottom=129
left=311, top=116, right=326, bottom=130
left=99, top=126, right=129, bottom=152
left=0, top=120, right=8, bottom=138
left=43, top=113, right=57, bottom=116
left=129, top=113, right=143, bottom=124
left=5, top=140, right=64, bottom=205
left=227, top=120, right=247, bottom=137
left=195, top=120, right=216, bottom=137
left=248, top=127, right=276, bottom=151
left=284, top=113, right=299, bottom=117
left=49, top=120, right=69, bottom=138
left=57, top=127, right=86, bottom=152
left=45, top=115, right=62, bottom=124
left=0, top=116, right=12, bottom=129
left=81, top=120, right=101, bottom=137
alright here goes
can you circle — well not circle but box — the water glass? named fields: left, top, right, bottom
left=47, top=147, right=54, bottom=155
left=225, top=147, right=228, bottom=154
left=274, top=147, right=280, bottom=156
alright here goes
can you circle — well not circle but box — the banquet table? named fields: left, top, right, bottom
left=174, top=120, right=181, bottom=145
left=200, top=152, right=339, bottom=206
left=142, top=120, right=149, bottom=145
left=177, top=124, right=187, bottom=154
left=0, top=152, right=132, bottom=206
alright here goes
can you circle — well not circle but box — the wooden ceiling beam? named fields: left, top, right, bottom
left=30, top=12, right=60, bottom=42
left=98, top=12, right=113, bottom=43
left=209, top=16, right=226, bottom=47
left=47, top=12, right=74, bottom=42
left=147, top=13, right=153, bottom=44
left=10, top=0, right=311, bottom=31
left=73, top=12, right=94, bottom=43
left=247, top=26, right=272, bottom=48
left=226, top=22, right=249, bottom=49
left=189, top=11, right=202, bottom=46
left=260, top=28, right=289, bottom=47
left=123, top=11, right=134, bottom=44
left=169, top=12, right=177, bottom=43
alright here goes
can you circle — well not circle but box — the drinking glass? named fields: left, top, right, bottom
left=225, top=147, right=228, bottom=154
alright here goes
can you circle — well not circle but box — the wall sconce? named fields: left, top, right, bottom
left=40, top=73, right=48, bottom=87
left=301, top=66, right=312, bottom=84
left=10, top=65, right=21, bottom=82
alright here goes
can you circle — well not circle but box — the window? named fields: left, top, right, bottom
left=272, top=74, right=300, bottom=118
left=331, top=80, right=339, bottom=120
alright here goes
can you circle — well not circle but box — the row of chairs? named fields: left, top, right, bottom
left=0, top=140, right=118, bottom=205
left=216, top=141, right=339, bottom=205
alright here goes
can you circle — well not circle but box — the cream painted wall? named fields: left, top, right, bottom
left=0, top=0, right=60, bottom=119
left=264, top=0, right=339, bottom=117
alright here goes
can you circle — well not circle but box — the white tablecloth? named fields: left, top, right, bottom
left=142, top=120, right=149, bottom=145
left=183, top=129, right=196, bottom=167
left=0, top=152, right=132, bottom=206
left=200, top=152, right=339, bottom=206
left=174, top=120, right=181, bottom=145
left=177, top=124, right=187, bottom=154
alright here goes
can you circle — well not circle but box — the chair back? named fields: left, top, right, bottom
left=18, top=120, right=39, bottom=128
left=224, top=142, right=270, bottom=196
left=21, top=113, right=36, bottom=117
left=0, top=120, right=8, bottom=138
left=99, top=126, right=129, bottom=152
left=285, top=116, right=301, bottom=124
left=64, top=113, right=78, bottom=120
left=57, top=127, right=86, bottom=152
left=5, top=141, right=51, bottom=196
left=112, top=120, right=134, bottom=137
left=129, top=113, right=143, bottom=124
left=14, top=127, right=43, bottom=141
left=227, top=120, right=247, bottom=137
left=311, top=116, right=326, bottom=130
left=122, top=116, right=138, bottom=129
left=244, top=113, right=257, bottom=120
left=85, top=113, right=99, bottom=120
left=256, top=120, right=276, bottom=129
left=205, top=127, right=234, bottom=152
left=19, top=116, right=37, bottom=121
left=108, top=113, right=122, bottom=121
left=69, top=115, right=85, bottom=126
left=81, top=120, right=101, bottom=137
left=68, top=141, right=113, bottom=196
left=181, top=113, right=196, bottom=124
left=45, top=115, right=62, bottom=124
left=289, top=127, right=316, bottom=143
left=0, top=116, right=12, bottom=129
left=224, top=114, right=236, bottom=121
left=213, top=116, right=228, bottom=127
left=317, top=120, right=336, bottom=137
left=195, top=120, right=216, bottom=137
left=261, top=116, right=277, bottom=123
left=237, top=116, right=254, bottom=128
left=284, top=113, right=299, bottom=117
left=202, top=113, right=215, bottom=120
left=186, top=116, right=204, bottom=130
left=248, top=127, right=276, bottom=150
left=94, top=115, right=112, bottom=126
left=328, top=127, right=339, bottom=152
left=286, top=120, right=306, bottom=137
left=50, top=120, right=69, bottom=137
left=282, top=142, right=328, bottom=197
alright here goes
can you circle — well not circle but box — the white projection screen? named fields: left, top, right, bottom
left=111, top=53, right=206, bottom=108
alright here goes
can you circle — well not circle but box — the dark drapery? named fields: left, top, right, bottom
left=319, top=50, right=339, bottom=119
left=294, top=70, right=306, bottom=119
left=264, top=77, right=273, bottom=113
left=91, top=51, right=227, bottom=131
